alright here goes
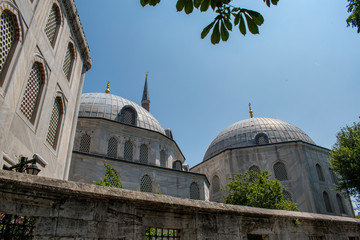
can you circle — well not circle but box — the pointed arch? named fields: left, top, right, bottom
left=79, top=133, right=91, bottom=153
left=139, top=144, right=148, bottom=164
left=190, top=182, right=200, bottom=200
left=124, top=141, right=133, bottom=161
left=249, top=165, right=261, bottom=174
left=336, top=194, right=346, bottom=214
left=273, top=162, right=288, bottom=181
left=160, top=150, right=166, bottom=167
left=323, top=191, right=333, bottom=212
left=140, top=174, right=152, bottom=193
left=46, top=95, right=65, bottom=150
left=44, top=3, right=61, bottom=47
left=107, top=137, right=118, bottom=158
left=212, top=175, right=220, bottom=193
left=316, top=164, right=325, bottom=181
left=63, top=41, right=75, bottom=80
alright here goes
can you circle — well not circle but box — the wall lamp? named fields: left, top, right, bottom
left=7, top=155, right=42, bottom=175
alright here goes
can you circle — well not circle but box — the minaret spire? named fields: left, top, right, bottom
left=105, top=81, right=110, bottom=94
left=248, top=103, right=253, bottom=118
left=141, top=73, right=150, bottom=112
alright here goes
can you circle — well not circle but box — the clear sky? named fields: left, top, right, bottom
left=75, top=0, right=359, bottom=168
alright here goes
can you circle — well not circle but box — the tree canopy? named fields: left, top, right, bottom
left=223, top=170, right=297, bottom=211
left=140, top=0, right=279, bottom=44
left=347, top=0, right=360, bottom=33
left=329, top=121, right=360, bottom=201
left=94, top=161, right=122, bottom=188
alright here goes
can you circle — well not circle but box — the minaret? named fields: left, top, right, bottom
left=141, top=73, right=150, bottom=112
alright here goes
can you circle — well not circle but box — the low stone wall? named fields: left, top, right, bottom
left=0, top=170, right=359, bottom=239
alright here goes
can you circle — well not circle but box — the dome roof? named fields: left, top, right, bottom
left=78, top=93, right=165, bottom=134
left=203, top=117, right=315, bottom=161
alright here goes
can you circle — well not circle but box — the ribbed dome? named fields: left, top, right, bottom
left=78, top=93, right=165, bottom=134
left=203, top=117, right=315, bottom=161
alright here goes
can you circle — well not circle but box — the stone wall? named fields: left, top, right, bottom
left=0, top=170, right=359, bottom=239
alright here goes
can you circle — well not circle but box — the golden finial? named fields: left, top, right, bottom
left=105, top=81, right=110, bottom=94
left=249, top=103, right=253, bottom=118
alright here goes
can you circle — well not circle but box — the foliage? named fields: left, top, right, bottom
left=329, top=121, right=360, bottom=201
left=223, top=170, right=297, bottom=211
left=94, top=161, right=122, bottom=188
left=347, top=0, right=360, bottom=33
left=0, top=213, right=36, bottom=238
left=140, top=0, right=279, bottom=44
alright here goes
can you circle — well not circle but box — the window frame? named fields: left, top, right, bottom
left=45, top=95, right=65, bottom=151
left=44, top=3, right=62, bottom=48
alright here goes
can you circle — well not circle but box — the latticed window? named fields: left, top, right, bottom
left=139, top=144, right=148, bottom=164
left=173, top=160, right=182, bottom=170
left=0, top=213, right=36, bottom=239
left=212, top=175, right=220, bottom=193
left=140, top=175, right=152, bottom=192
left=274, top=162, right=288, bottom=181
left=107, top=137, right=118, bottom=158
left=0, top=11, right=16, bottom=77
left=336, top=194, right=346, bottom=214
left=160, top=150, right=166, bottom=167
left=316, top=164, right=325, bottom=181
left=44, top=4, right=60, bottom=46
left=20, top=62, right=44, bottom=122
left=63, top=42, right=75, bottom=80
left=323, top=191, right=333, bottom=212
left=249, top=165, right=261, bottom=174
left=190, top=182, right=200, bottom=200
left=124, top=141, right=133, bottom=161
left=145, top=227, right=180, bottom=239
left=255, top=133, right=269, bottom=145
left=79, top=133, right=91, bottom=152
left=46, top=97, right=63, bottom=149
left=283, top=191, right=292, bottom=201
left=120, top=107, right=136, bottom=126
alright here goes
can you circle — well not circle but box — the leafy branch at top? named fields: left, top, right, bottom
left=140, top=0, right=279, bottom=44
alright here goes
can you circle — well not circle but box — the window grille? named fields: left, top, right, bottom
left=124, top=141, right=133, bottom=161
left=190, top=182, right=200, bottom=200
left=173, top=161, right=182, bottom=171
left=0, top=11, right=16, bottom=75
left=336, top=194, right=346, bottom=214
left=0, top=213, right=36, bottom=239
left=160, top=150, right=166, bottom=167
left=107, top=137, right=118, bottom=158
left=283, top=191, right=292, bottom=201
left=273, top=162, right=288, bottom=181
left=139, top=144, right=148, bottom=164
left=79, top=133, right=91, bottom=153
left=145, top=227, right=180, bottom=239
left=316, top=164, right=325, bottom=181
left=120, top=107, right=136, bottom=126
left=323, top=191, right=333, bottom=212
left=63, top=43, right=75, bottom=80
left=212, top=175, right=220, bottom=193
left=249, top=165, right=261, bottom=174
left=255, top=133, right=269, bottom=145
left=106, top=168, right=120, bottom=187
left=46, top=97, right=62, bottom=149
left=20, top=63, right=43, bottom=122
left=140, top=175, right=152, bottom=192
left=44, top=4, right=60, bottom=46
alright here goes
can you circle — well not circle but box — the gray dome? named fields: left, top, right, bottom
left=78, top=93, right=165, bottom=134
left=203, top=117, right=315, bottom=161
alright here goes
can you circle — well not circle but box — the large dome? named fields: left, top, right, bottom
left=78, top=93, right=165, bottom=134
left=203, top=117, right=315, bottom=161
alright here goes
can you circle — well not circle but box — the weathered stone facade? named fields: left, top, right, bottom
left=0, top=170, right=359, bottom=239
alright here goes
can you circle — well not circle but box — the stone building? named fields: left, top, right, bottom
left=0, top=0, right=91, bottom=179
left=69, top=78, right=209, bottom=200
left=191, top=109, right=354, bottom=216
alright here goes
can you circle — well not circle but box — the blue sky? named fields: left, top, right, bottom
left=75, top=0, right=360, bottom=169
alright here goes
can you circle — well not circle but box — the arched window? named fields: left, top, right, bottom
left=190, top=182, right=200, bottom=200
left=329, top=168, right=337, bottom=184
left=124, top=141, right=133, bottom=161
left=160, top=150, right=166, bottom=167
left=336, top=194, right=346, bottom=214
left=46, top=97, right=64, bottom=149
left=19, top=62, right=45, bottom=123
left=0, top=10, right=18, bottom=81
left=212, top=175, right=220, bottom=193
left=139, top=144, right=148, bottom=164
left=79, top=133, right=91, bottom=153
left=273, top=162, right=288, bottom=181
left=249, top=165, right=261, bottom=174
left=255, top=133, right=269, bottom=145
left=140, top=175, right=152, bottom=192
left=173, top=160, right=182, bottom=171
left=283, top=191, right=292, bottom=201
left=44, top=4, right=61, bottom=47
left=63, top=42, right=75, bottom=80
left=316, top=164, right=325, bottom=181
left=323, top=191, right=333, bottom=212
left=120, top=107, right=136, bottom=126
left=107, top=137, right=118, bottom=158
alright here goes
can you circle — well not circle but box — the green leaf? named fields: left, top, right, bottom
left=234, top=12, right=240, bottom=26
left=200, top=0, right=210, bottom=12
left=210, top=0, right=218, bottom=10
left=245, top=10, right=264, bottom=26
left=264, top=0, right=270, bottom=7
left=239, top=14, right=246, bottom=36
left=176, top=0, right=186, bottom=11
left=220, top=20, right=229, bottom=41
left=194, top=0, right=201, bottom=8
left=224, top=18, right=232, bottom=31
left=271, top=0, right=279, bottom=5
left=211, top=20, right=220, bottom=44
left=140, top=0, right=149, bottom=7
left=149, top=0, right=160, bottom=6
left=245, top=14, right=259, bottom=34
left=185, top=0, right=194, bottom=14
left=201, top=20, right=215, bottom=39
